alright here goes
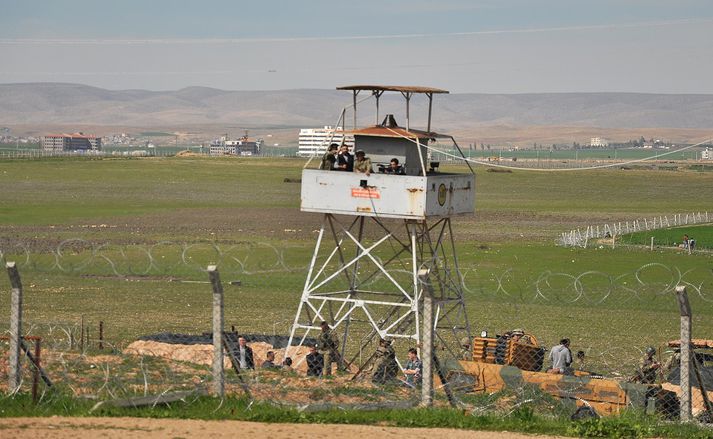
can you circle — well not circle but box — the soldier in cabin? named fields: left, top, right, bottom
left=319, top=143, right=338, bottom=170
left=353, top=150, right=373, bottom=176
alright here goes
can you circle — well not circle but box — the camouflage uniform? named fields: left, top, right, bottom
left=372, top=340, right=398, bottom=384
left=318, top=327, right=344, bottom=376
left=320, top=150, right=336, bottom=170
left=635, top=353, right=660, bottom=384
left=662, top=351, right=680, bottom=377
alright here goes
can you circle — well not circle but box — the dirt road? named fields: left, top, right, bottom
left=0, top=417, right=568, bottom=438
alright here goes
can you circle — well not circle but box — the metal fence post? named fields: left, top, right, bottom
left=418, top=268, right=433, bottom=407
left=6, top=262, right=23, bottom=393
left=675, top=285, right=691, bottom=421
left=208, top=265, right=225, bottom=398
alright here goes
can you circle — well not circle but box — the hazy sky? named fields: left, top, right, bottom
left=1, top=0, right=712, bottom=93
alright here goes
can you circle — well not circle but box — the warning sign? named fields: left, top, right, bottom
left=351, top=187, right=380, bottom=199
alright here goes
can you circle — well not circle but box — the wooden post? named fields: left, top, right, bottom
left=650, top=237, right=654, bottom=251
left=6, top=262, right=23, bottom=393
left=675, top=285, right=692, bottom=421
left=32, top=339, right=41, bottom=403
left=208, top=265, right=225, bottom=398
left=418, top=268, right=433, bottom=407
left=80, top=315, right=85, bottom=352
left=99, top=321, right=104, bottom=350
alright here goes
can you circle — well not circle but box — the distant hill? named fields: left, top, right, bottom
left=2, top=83, right=713, bottom=131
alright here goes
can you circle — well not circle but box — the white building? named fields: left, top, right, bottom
left=589, top=137, right=608, bottom=148
left=702, top=148, right=712, bottom=160
left=209, top=135, right=262, bottom=156
left=42, top=133, right=101, bottom=151
left=298, top=126, right=354, bottom=157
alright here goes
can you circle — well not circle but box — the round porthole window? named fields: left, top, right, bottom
left=437, top=183, right=447, bottom=206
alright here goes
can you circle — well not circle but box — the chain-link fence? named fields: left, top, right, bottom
left=2, top=237, right=713, bottom=424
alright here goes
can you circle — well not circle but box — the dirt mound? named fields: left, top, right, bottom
left=124, top=340, right=314, bottom=373
left=662, top=382, right=713, bottom=417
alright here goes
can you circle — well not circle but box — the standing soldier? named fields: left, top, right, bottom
left=318, top=321, right=344, bottom=376
left=372, top=338, right=398, bottom=384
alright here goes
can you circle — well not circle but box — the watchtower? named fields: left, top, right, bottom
left=287, top=85, right=475, bottom=372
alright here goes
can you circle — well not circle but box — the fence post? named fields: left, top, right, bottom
left=650, top=237, right=654, bottom=251
left=6, top=262, right=23, bottom=393
left=80, top=315, right=85, bottom=352
left=208, top=265, right=225, bottom=398
left=32, top=339, right=41, bottom=403
left=99, top=321, right=104, bottom=350
left=675, top=285, right=692, bottom=421
left=418, top=268, right=433, bottom=407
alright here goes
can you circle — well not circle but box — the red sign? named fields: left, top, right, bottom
left=351, top=187, right=380, bottom=199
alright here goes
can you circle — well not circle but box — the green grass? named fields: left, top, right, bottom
left=2, top=393, right=712, bottom=438
left=2, top=157, right=713, bottom=232
left=2, top=156, right=713, bottom=432
left=0, top=157, right=301, bottom=226
left=622, top=225, right=713, bottom=249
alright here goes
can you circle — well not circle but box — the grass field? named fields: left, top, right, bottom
left=621, top=225, right=713, bottom=249
left=1, top=156, right=713, bottom=372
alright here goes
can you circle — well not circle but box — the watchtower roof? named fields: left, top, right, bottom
left=350, top=126, right=449, bottom=139
left=337, top=85, right=449, bottom=94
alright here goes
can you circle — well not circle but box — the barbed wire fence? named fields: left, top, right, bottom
left=2, top=239, right=713, bottom=423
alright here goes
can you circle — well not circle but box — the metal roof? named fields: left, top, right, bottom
left=337, top=85, right=449, bottom=94
left=349, top=126, right=450, bottom=139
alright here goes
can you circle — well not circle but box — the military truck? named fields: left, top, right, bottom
left=448, top=330, right=681, bottom=417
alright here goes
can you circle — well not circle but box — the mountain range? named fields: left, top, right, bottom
left=2, top=83, right=713, bottom=133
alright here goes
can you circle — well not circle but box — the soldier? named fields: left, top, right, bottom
left=632, top=346, right=660, bottom=384
left=662, top=349, right=680, bottom=378
left=372, top=338, right=398, bottom=384
left=510, top=329, right=526, bottom=344
left=460, top=336, right=473, bottom=361
left=317, top=321, right=345, bottom=376
left=319, top=144, right=338, bottom=170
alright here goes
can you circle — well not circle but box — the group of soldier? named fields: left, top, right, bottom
left=244, top=324, right=678, bottom=389
left=303, top=322, right=421, bottom=386
left=455, top=328, right=679, bottom=384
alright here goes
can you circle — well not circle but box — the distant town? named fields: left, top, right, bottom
left=0, top=125, right=711, bottom=161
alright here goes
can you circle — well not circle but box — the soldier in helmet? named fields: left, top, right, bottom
left=632, top=346, right=660, bottom=384
left=510, top=329, right=526, bottom=344
left=372, top=338, right=398, bottom=384
left=317, top=321, right=345, bottom=376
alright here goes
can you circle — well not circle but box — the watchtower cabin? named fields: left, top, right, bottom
left=300, top=85, right=475, bottom=220
left=288, top=85, right=474, bottom=372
